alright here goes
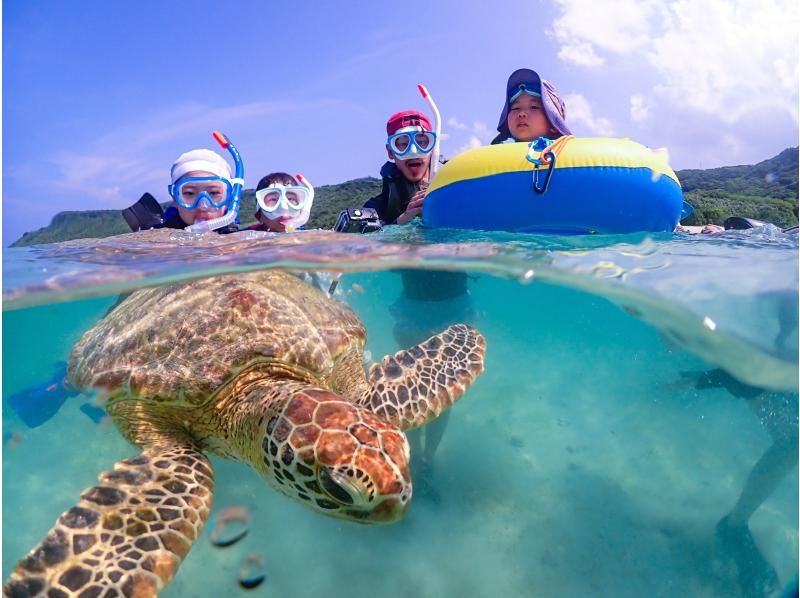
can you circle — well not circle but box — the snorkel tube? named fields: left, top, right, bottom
left=186, top=130, right=244, bottom=233
left=417, top=84, right=442, bottom=176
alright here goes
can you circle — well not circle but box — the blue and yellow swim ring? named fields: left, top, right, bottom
left=423, top=137, right=683, bottom=234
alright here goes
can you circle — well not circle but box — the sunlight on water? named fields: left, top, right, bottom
left=3, top=227, right=797, bottom=597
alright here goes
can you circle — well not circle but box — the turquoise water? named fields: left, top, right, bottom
left=2, top=227, right=798, bottom=597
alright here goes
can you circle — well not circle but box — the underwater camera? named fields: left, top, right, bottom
left=334, top=207, right=382, bottom=234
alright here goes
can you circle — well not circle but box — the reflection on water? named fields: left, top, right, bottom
left=2, top=227, right=798, bottom=597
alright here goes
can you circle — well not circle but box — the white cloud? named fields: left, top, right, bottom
left=41, top=99, right=340, bottom=209
left=472, top=121, right=492, bottom=138
left=550, top=0, right=666, bottom=56
left=563, top=94, right=616, bottom=136
left=48, top=152, right=159, bottom=206
left=444, top=119, right=495, bottom=157
left=557, top=41, right=605, bottom=67
left=93, top=100, right=327, bottom=154
left=647, top=0, right=799, bottom=122
left=630, top=94, right=650, bottom=123
left=551, top=0, right=799, bottom=124
left=447, top=117, right=467, bottom=129
left=456, top=136, right=484, bottom=155
left=720, top=134, right=743, bottom=157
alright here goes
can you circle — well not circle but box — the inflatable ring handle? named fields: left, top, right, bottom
left=533, top=150, right=557, bottom=194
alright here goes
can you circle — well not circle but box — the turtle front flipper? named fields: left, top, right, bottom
left=4, top=442, right=214, bottom=598
left=359, top=324, right=486, bottom=431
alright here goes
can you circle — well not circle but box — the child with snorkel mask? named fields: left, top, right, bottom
left=363, top=108, right=477, bottom=491
left=123, top=133, right=244, bottom=234
left=363, top=110, right=436, bottom=226
left=164, top=148, right=242, bottom=233
left=246, top=170, right=340, bottom=299
left=248, top=172, right=314, bottom=232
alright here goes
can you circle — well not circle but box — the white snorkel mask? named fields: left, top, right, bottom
left=254, top=174, right=315, bottom=231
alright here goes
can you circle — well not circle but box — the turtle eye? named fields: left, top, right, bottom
left=319, top=467, right=354, bottom=505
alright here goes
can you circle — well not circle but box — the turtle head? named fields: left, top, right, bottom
left=259, top=388, right=412, bottom=523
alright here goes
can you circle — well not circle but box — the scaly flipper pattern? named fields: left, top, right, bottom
left=359, top=324, right=486, bottom=431
left=4, top=442, right=213, bottom=598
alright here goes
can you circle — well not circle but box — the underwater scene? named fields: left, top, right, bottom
left=2, top=227, right=798, bottom=598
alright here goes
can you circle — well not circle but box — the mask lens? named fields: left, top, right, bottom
left=176, top=178, right=230, bottom=209
left=392, top=134, right=410, bottom=153
left=262, top=191, right=280, bottom=210
left=414, top=132, right=433, bottom=150
left=286, top=190, right=302, bottom=208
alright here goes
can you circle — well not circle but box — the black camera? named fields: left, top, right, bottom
left=334, top=207, right=383, bottom=234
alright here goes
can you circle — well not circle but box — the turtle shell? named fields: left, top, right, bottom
left=69, top=271, right=365, bottom=405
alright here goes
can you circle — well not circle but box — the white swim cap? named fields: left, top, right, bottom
left=170, top=149, right=232, bottom=183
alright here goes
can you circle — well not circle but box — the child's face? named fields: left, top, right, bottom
left=174, top=170, right=228, bottom=225
left=507, top=95, right=553, bottom=142
left=387, top=147, right=431, bottom=184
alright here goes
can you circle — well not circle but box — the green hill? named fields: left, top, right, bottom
left=11, top=210, right=135, bottom=247
left=11, top=177, right=381, bottom=247
left=679, top=147, right=798, bottom=227
left=10, top=148, right=799, bottom=246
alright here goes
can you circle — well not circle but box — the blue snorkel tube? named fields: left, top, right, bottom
left=186, top=130, right=244, bottom=233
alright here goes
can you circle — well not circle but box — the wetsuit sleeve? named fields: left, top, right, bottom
left=161, top=207, right=188, bottom=229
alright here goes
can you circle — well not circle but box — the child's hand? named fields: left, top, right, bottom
left=397, top=189, right=426, bottom=225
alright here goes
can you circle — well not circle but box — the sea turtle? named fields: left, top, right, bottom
left=4, top=270, right=486, bottom=597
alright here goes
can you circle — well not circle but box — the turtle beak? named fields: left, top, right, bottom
left=367, top=492, right=411, bottom=523
left=319, top=464, right=411, bottom=524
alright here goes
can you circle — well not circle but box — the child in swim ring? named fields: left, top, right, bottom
left=491, top=68, right=571, bottom=144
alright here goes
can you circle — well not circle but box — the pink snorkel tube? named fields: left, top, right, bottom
left=417, top=84, right=442, bottom=176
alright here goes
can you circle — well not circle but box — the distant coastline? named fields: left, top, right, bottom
left=10, top=148, right=798, bottom=248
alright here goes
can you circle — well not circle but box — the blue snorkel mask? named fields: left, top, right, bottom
left=387, top=127, right=438, bottom=160
left=509, top=82, right=541, bottom=103
left=170, top=176, right=239, bottom=211
left=171, top=131, right=244, bottom=233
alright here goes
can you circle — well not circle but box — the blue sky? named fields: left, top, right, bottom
left=2, top=0, right=798, bottom=244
